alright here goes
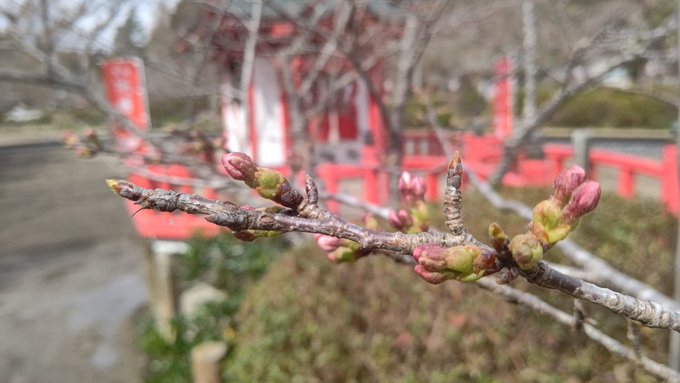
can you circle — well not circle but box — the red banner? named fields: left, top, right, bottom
left=101, top=58, right=150, bottom=143
left=493, top=57, right=513, bottom=140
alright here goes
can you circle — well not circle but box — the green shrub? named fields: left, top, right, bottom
left=138, top=234, right=290, bottom=383
left=224, top=189, right=674, bottom=382
left=549, top=88, right=675, bottom=129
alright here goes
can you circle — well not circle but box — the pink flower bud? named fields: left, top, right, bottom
left=314, top=234, right=342, bottom=252
left=414, top=264, right=451, bottom=284
left=552, top=165, right=586, bottom=205
left=388, top=209, right=413, bottom=231
left=412, top=244, right=448, bottom=272
left=399, top=171, right=427, bottom=203
left=411, top=176, right=427, bottom=201
left=562, top=180, right=601, bottom=224
left=399, top=171, right=413, bottom=196
left=221, top=152, right=257, bottom=181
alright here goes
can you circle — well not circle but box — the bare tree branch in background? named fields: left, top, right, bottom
left=487, top=10, right=678, bottom=186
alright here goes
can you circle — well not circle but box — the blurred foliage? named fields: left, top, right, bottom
left=548, top=88, right=675, bottom=129
left=404, top=86, right=489, bottom=131
left=149, top=95, right=218, bottom=128
left=514, top=85, right=556, bottom=118
left=138, top=234, right=290, bottom=383
left=222, top=189, right=675, bottom=382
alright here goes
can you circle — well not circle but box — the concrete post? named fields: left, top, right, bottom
left=571, top=129, right=592, bottom=173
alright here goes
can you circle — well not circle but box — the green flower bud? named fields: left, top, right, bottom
left=412, top=244, right=496, bottom=283
left=508, top=233, right=543, bottom=271
left=254, top=168, right=287, bottom=199
left=530, top=199, right=573, bottom=246
left=409, top=201, right=430, bottom=233
left=328, top=246, right=358, bottom=263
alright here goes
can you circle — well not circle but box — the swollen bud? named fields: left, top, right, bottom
left=327, top=246, right=360, bottom=263
left=314, top=234, right=342, bottom=252
left=399, top=171, right=413, bottom=197
left=105, top=179, right=141, bottom=200
left=561, top=180, right=601, bottom=224
left=413, top=244, right=448, bottom=272
left=399, top=171, right=427, bottom=203
left=387, top=209, right=413, bottom=231
left=551, top=165, right=586, bottom=205
left=221, top=152, right=257, bottom=182
left=222, top=152, right=303, bottom=209
left=411, top=177, right=427, bottom=201
left=508, top=233, right=543, bottom=271
left=412, top=244, right=496, bottom=283
left=413, top=264, right=451, bottom=284
left=530, top=199, right=565, bottom=244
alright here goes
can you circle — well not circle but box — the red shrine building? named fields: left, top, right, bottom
left=178, top=1, right=400, bottom=167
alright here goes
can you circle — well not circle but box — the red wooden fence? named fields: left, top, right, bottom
left=124, top=132, right=680, bottom=240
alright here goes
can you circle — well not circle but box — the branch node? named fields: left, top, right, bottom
left=444, top=151, right=464, bottom=235
left=305, top=174, right=319, bottom=205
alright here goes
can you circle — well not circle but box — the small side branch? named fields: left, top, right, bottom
left=109, top=178, right=680, bottom=334
left=444, top=152, right=465, bottom=235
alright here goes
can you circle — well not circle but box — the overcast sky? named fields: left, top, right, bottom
left=0, top=0, right=181, bottom=51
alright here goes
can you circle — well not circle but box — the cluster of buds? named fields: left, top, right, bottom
left=314, top=234, right=364, bottom=263
left=504, top=165, right=601, bottom=271
left=387, top=204, right=430, bottom=233
left=412, top=244, right=496, bottom=284
left=399, top=172, right=427, bottom=204
left=387, top=209, right=413, bottom=231
left=222, top=153, right=303, bottom=209
left=387, top=172, right=430, bottom=233
left=63, top=128, right=103, bottom=158
left=530, top=166, right=601, bottom=246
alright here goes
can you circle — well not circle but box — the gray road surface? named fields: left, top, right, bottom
left=0, top=143, right=146, bottom=383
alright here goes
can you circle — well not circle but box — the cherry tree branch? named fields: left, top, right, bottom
left=420, top=90, right=680, bottom=312
left=320, top=186, right=680, bottom=382
left=108, top=163, right=680, bottom=380
left=107, top=151, right=680, bottom=333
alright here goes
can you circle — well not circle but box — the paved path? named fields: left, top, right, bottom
left=0, top=142, right=146, bottom=383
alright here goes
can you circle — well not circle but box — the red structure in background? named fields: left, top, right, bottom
left=493, top=57, right=513, bottom=140
left=103, top=58, right=224, bottom=240
left=101, top=58, right=151, bottom=137
left=106, top=7, right=680, bottom=241
left=178, top=2, right=397, bottom=168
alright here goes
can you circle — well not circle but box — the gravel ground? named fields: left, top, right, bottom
left=0, top=142, right=146, bottom=383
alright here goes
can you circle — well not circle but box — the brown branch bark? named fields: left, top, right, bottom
left=322, top=189, right=680, bottom=382
left=108, top=173, right=680, bottom=333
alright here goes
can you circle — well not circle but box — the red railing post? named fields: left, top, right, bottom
left=618, top=168, right=634, bottom=199
left=662, top=145, right=680, bottom=215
